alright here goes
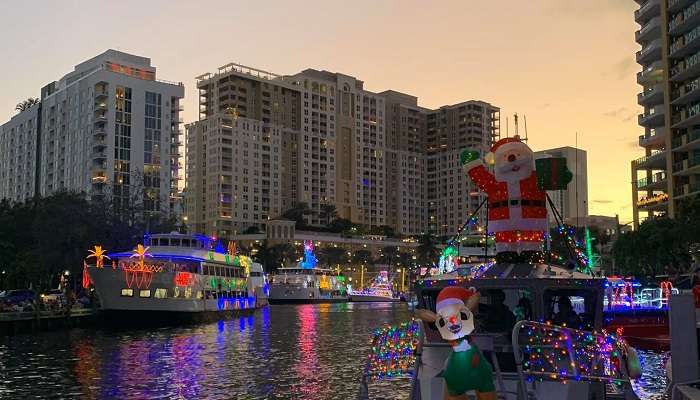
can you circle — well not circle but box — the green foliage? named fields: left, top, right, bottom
left=416, top=233, right=439, bottom=265
left=253, top=241, right=297, bottom=272
left=15, top=97, right=39, bottom=112
left=352, top=249, right=374, bottom=265
left=0, top=191, right=177, bottom=291
left=317, top=246, right=346, bottom=268
left=280, top=202, right=311, bottom=229
left=612, top=198, right=700, bottom=277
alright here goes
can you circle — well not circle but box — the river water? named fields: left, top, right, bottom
left=0, top=303, right=667, bottom=399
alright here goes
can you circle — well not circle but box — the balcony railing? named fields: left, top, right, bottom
left=637, top=171, right=667, bottom=188
left=635, top=0, right=660, bottom=22
left=637, top=39, right=662, bottom=63
left=674, top=182, right=700, bottom=197
left=670, top=1, right=700, bottom=35
left=633, top=150, right=666, bottom=167
left=636, top=192, right=669, bottom=208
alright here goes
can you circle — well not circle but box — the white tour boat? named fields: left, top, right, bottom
left=349, top=271, right=399, bottom=302
left=84, top=232, right=267, bottom=323
left=268, top=267, right=348, bottom=304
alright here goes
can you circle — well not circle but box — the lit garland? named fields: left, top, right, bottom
left=364, top=320, right=420, bottom=381
left=553, top=226, right=589, bottom=271
left=518, top=321, right=630, bottom=385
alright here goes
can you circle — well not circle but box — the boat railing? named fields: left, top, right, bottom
left=511, top=320, right=634, bottom=396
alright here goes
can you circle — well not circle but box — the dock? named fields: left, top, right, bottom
left=0, top=308, right=96, bottom=335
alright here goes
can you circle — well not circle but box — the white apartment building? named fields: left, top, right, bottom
left=0, top=50, right=184, bottom=216
left=0, top=104, right=40, bottom=203
left=534, top=146, right=588, bottom=226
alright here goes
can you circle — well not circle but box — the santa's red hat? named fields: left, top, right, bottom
left=436, top=286, right=476, bottom=311
left=490, top=135, right=522, bottom=153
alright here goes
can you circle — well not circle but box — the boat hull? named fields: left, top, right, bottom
left=97, top=308, right=257, bottom=327
left=349, top=294, right=400, bottom=302
left=268, top=284, right=347, bottom=304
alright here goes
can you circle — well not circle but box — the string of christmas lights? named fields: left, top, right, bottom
left=519, top=321, right=629, bottom=385
left=364, top=320, right=420, bottom=381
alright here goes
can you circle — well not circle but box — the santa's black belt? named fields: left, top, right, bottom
left=490, top=199, right=545, bottom=208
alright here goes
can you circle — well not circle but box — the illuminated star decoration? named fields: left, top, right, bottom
left=86, top=245, right=110, bottom=268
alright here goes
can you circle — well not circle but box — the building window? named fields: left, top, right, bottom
left=120, top=288, right=134, bottom=297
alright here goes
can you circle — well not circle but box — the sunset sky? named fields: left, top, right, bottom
left=0, top=0, right=641, bottom=222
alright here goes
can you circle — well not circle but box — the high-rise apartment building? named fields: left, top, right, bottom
left=0, top=50, right=185, bottom=216
left=534, top=147, right=589, bottom=226
left=0, top=104, right=41, bottom=203
left=632, top=0, right=700, bottom=227
left=186, top=62, right=498, bottom=238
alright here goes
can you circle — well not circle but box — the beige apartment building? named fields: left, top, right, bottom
left=632, top=0, right=700, bottom=227
left=185, top=63, right=498, bottom=239
left=0, top=50, right=185, bottom=215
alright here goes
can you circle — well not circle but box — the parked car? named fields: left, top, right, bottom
left=40, top=289, right=66, bottom=305
left=1, top=289, right=36, bottom=304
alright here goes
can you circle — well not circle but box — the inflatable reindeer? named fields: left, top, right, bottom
left=416, top=287, right=496, bottom=400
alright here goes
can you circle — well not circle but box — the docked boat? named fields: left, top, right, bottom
left=349, top=271, right=399, bottom=302
left=268, top=267, right=348, bottom=304
left=268, top=240, right=348, bottom=304
left=84, top=232, right=267, bottom=323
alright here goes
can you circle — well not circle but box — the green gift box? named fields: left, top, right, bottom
left=536, top=157, right=573, bottom=190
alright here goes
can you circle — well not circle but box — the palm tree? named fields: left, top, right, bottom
left=131, top=244, right=150, bottom=269
left=280, top=202, right=311, bottom=228
left=15, top=98, right=40, bottom=112
left=319, top=246, right=346, bottom=269
left=376, top=246, right=398, bottom=267
left=86, top=245, right=110, bottom=268
left=320, top=203, right=338, bottom=226
left=416, top=233, right=439, bottom=265
left=352, top=249, right=374, bottom=266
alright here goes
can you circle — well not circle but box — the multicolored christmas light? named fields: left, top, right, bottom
left=364, top=320, right=420, bottom=381
left=518, top=321, right=631, bottom=384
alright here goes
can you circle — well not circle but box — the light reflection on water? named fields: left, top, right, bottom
left=632, top=350, right=670, bottom=400
left=0, top=304, right=668, bottom=399
left=0, top=303, right=411, bottom=399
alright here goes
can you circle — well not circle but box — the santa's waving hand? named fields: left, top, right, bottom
left=460, top=136, right=547, bottom=257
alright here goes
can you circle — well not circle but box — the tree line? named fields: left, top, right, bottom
left=613, top=198, right=700, bottom=279
left=0, top=191, right=179, bottom=291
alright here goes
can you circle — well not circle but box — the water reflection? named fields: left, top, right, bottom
left=0, top=304, right=669, bottom=399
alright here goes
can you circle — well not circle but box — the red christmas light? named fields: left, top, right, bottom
left=175, top=272, right=193, bottom=287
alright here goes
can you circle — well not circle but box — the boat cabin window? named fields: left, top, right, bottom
left=170, top=238, right=181, bottom=247
left=250, top=271, right=262, bottom=277
left=181, top=239, right=191, bottom=247
left=477, top=289, right=532, bottom=333
left=544, top=289, right=596, bottom=330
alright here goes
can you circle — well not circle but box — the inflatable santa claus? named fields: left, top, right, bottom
left=460, top=136, right=547, bottom=261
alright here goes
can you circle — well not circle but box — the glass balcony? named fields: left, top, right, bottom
left=670, top=25, right=700, bottom=58
left=670, top=1, right=700, bottom=35
left=638, top=84, right=664, bottom=106
left=638, top=105, right=665, bottom=127
left=637, top=16, right=661, bottom=42
left=637, top=39, right=662, bottom=64
left=639, top=127, right=667, bottom=148
left=635, top=0, right=660, bottom=23
left=633, top=150, right=667, bottom=169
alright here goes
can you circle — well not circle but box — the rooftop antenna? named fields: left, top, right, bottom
left=514, top=113, right=519, bottom=137
left=524, top=115, right=529, bottom=142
